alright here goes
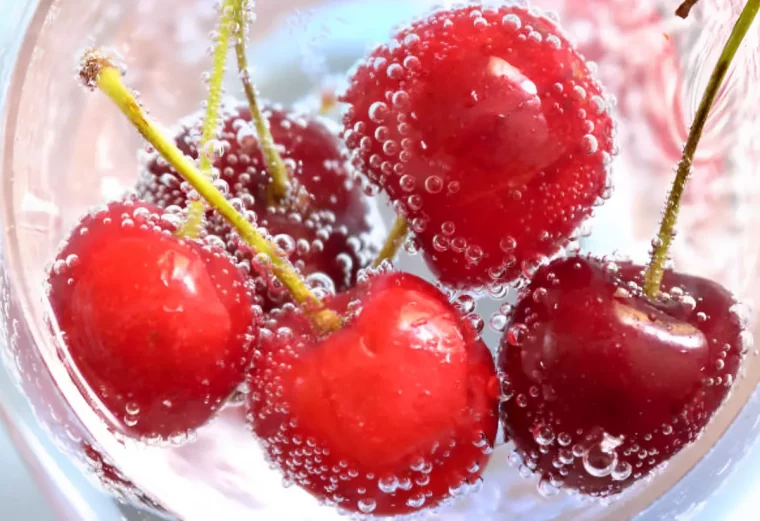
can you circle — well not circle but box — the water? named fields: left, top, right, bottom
left=3, top=0, right=760, bottom=520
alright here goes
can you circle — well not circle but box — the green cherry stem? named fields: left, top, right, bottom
left=79, top=50, right=342, bottom=333
left=232, top=0, right=292, bottom=205
left=644, top=0, right=760, bottom=299
left=373, top=216, right=409, bottom=268
left=181, top=0, right=235, bottom=237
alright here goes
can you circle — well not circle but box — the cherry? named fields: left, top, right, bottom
left=248, top=272, right=499, bottom=515
left=138, top=103, right=379, bottom=306
left=342, top=5, right=614, bottom=288
left=47, top=200, right=257, bottom=439
left=498, top=255, right=746, bottom=496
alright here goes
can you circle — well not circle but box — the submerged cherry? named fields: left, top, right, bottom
left=498, top=256, right=746, bottom=496
left=248, top=272, right=498, bottom=515
left=47, top=200, right=257, bottom=438
left=342, top=5, right=614, bottom=288
left=138, top=103, right=380, bottom=306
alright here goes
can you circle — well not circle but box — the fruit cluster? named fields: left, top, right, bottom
left=48, top=0, right=754, bottom=517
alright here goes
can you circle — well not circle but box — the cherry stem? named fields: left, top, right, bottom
left=373, top=216, right=409, bottom=268
left=231, top=0, right=291, bottom=205
left=319, top=89, right=337, bottom=115
left=79, top=50, right=341, bottom=333
left=643, top=0, right=760, bottom=299
left=180, top=0, right=235, bottom=238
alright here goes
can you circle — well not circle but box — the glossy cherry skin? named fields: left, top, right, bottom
left=342, top=5, right=614, bottom=289
left=248, top=272, right=499, bottom=515
left=138, top=103, right=380, bottom=306
left=499, top=256, right=746, bottom=496
left=47, top=201, right=257, bottom=439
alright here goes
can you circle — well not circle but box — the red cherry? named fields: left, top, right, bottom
left=342, top=5, right=614, bottom=288
left=498, top=255, right=746, bottom=496
left=248, top=272, right=498, bottom=515
left=138, top=103, right=379, bottom=306
left=48, top=200, right=257, bottom=438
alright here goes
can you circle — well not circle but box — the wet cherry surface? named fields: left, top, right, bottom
left=248, top=272, right=499, bottom=515
left=47, top=201, right=257, bottom=438
left=342, top=5, right=615, bottom=289
left=499, top=256, right=746, bottom=496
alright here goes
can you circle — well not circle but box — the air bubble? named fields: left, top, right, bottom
left=489, top=313, right=507, bottom=332
left=392, top=91, right=410, bottom=109
left=425, top=176, right=444, bottom=194
left=455, top=294, right=476, bottom=314
left=403, top=56, right=421, bottom=72
left=582, top=433, right=622, bottom=478
left=53, top=259, right=66, bottom=275
left=375, top=126, right=390, bottom=142
left=465, top=245, right=484, bottom=265
left=500, top=236, right=517, bottom=252
left=403, top=33, right=421, bottom=47
left=502, top=14, right=521, bottom=29
left=406, top=494, right=426, bottom=508
left=357, top=498, right=376, bottom=513
left=383, top=140, right=400, bottom=156
left=537, top=477, right=560, bottom=497
left=581, top=135, right=599, bottom=154
left=534, top=425, right=555, bottom=446
left=387, top=63, right=404, bottom=80
left=368, top=102, right=390, bottom=123
left=611, top=461, right=633, bottom=481
left=507, top=324, right=528, bottom=346
left=378, top=476, right=399, bottom=494
left=546, top=34, right=562, bottom=49
left=433, top=234, right=449, bottom=252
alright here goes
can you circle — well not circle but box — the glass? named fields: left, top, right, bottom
left=1, top=0, right=759, bottom=520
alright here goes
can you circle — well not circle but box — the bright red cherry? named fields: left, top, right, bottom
left=248, top=272, right=499, bottom=515
left=47, top=200, right=257, bottom=439
left=498, top=255, right=746, bottom=496
left=138, top=103, right=379, bottom=305
left=342, top=5, right=615, bottom=288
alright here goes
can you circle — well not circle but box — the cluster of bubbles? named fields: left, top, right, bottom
left=136, top=101, right=381, bottom=309
left=248, top=310, right=495, bottom=515
left=341, top=3, right=616, bottom=295
left=498, top=256, right=753, bottom=498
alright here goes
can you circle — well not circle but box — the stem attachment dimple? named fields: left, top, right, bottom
left=79, top=50, right=341, bottom=333
left=643, top=0, right=760, bottom=299
left=231, top=0, right=292, bottom=205
left=181, top=0, right=236, bottom=238
left=373, top=216, right=409, bottom=268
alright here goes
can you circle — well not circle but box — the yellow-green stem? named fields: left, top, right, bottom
left=181, top=0, right=236, bottom=237
left=79, top=50, right=341, bottom=332
left=643, top=0, right=760, bottom=299
left=373, top=216, right=409, bottom=268
left=232, top=0, right=291, bottom=205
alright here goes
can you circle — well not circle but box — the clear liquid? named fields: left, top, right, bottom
left=4, top=1, right=760, bottom=520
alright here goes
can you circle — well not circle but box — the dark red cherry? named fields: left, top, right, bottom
left=498, top=255, right=746, bottom=496
left=342, top=5, right=614, bottom=289
left=248, top=272, right=499, bottom=515
left=47, top=200, right=257, bottom=438
left=138, top=103, right=379, bottom=306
